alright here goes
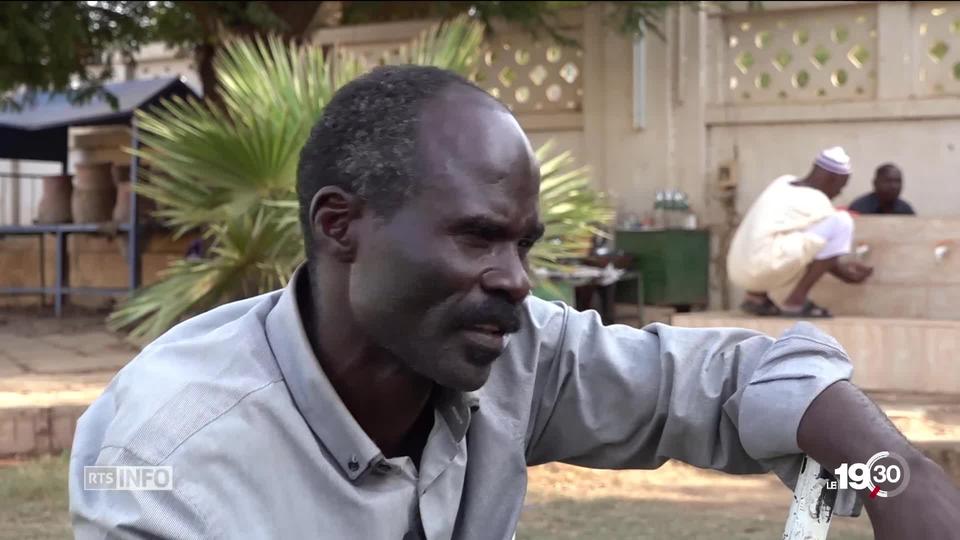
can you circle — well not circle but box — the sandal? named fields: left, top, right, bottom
left=780, top=300, right=832, bottom=319
left=740, top=297, right=782, bottom=316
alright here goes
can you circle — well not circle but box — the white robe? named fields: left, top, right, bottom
left=727, top=175, right=838, bottom=293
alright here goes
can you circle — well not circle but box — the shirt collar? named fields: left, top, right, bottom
left=436, top=387, right=480, bottom=442
left=264, top=264, right=480, bottom=480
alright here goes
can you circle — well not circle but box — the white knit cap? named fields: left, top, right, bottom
left=814, top=146, right=852, bottom=175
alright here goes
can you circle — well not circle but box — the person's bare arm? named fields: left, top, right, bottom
left=798, top=381, right=960, bottom=539
left=829, top=260, right=873, bottom=284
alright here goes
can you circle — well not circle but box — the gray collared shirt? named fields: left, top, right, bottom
left=69, top=267, right=853, bottom=539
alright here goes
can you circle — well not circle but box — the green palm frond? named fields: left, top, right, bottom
left=531, top=140, right=615, bottom=270
left=108, top=16, right=613, bottom=341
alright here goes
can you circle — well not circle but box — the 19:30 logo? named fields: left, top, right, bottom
left=830, top=451, right=911, bottom=498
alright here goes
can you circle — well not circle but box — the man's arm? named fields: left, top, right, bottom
left=522, top=299, right=852, bottom=484
left=799, top=381, right=960, bottom=539
left=69, top=390, right=213, bottom=540
left=70, top=447, right=212, bottom=540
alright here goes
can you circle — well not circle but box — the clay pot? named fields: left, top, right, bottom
left=112, top=164, right=133, bottom=223
left=36, top=175, right=73, bottom=224
left=112, top=164, right=131, bottom=185
left=113, top=180, right=133, bottom=223
left=72, top=162, right=116, bottom=223
left=74, top=162, right=114, bottom=189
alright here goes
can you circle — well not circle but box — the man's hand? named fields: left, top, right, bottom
left=797, top=381, right=960, bottom=539
left=834, top=261, right=873, bottom=284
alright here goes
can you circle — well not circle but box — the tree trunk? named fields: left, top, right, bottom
left=263, top=1, right=327, bottom=38
left=195, top=41, right=220, bottom=106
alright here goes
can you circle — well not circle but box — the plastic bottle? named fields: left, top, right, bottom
left=653, top=190, right=665, bottom=229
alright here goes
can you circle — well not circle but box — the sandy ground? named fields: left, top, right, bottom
left=520, top=461, right=876, bottom=539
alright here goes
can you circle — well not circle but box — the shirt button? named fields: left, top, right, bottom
left=347, top=456, right=360, bottom=472
left=375, top=462, right=392, bottom=474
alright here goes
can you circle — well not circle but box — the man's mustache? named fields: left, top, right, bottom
left=455, top=297, right=523, bottom=334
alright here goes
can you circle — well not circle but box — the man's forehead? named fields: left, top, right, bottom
left=416, top=86, right=538, bottom=187
left=412, top=89, right=541, bottom=229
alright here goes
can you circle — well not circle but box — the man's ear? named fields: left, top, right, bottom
left=309, top=186, right=364, bottom=262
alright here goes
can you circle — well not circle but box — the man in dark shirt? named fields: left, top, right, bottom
left=849, top=163, right=916, bottom=215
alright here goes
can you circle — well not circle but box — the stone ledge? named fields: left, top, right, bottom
left=671, top=312, right=960, bottom=394
left=0, top=405, right=87, bottom=458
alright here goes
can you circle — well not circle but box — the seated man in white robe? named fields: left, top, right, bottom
left=727, top=147, right=874, bottom=317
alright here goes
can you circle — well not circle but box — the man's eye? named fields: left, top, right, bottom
left=518, top=239, right=535, bottom=249
left=462, top=233, right=493, bottom=246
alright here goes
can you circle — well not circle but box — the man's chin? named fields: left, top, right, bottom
left=437, top=355, right=497, bottom=392
left=451, top=368, right=494, bottom=392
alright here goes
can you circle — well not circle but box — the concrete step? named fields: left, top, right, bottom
left=671, top=312, right=960, bottom=395
left=0, top=404, right=86, bottom=458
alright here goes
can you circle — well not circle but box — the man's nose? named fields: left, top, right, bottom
left=480, top=249, right=532, bottom=304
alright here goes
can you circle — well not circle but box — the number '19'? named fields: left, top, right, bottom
left=834, top=463, right=870, bottom=490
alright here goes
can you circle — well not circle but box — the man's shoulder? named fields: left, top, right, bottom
left=503, top=294, right=630, bottom=367
left=75, top=291, right=287, bottom=466
left=521, top=294, right=568, bottom=327
left=895, top=199, right=916, bottom=214
left=849, top=192, right=874, bottom=204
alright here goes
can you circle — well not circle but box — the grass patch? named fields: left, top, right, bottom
left=0, top=453, right=72, bottom=540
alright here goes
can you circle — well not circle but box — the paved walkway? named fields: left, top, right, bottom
left=0, top=308, right=141, bottom=456
left=0, top=331, right=136, bottom=408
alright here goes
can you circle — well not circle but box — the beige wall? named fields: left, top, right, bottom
left=709, top=118, right=960, bottom=218
left=579, top=5, right=696, bottom=218
left=587, top=2, right=960, bottom=220
left=703, top=0, right=960, bottom=220
left=673, top=311, right=960, bottom=394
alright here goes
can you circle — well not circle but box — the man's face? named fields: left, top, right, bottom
left=874, top=170, right=902, bottom=205
left=347, top=88, right=543, bottom=392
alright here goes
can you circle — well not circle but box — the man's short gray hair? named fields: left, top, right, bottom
left=296, top=65, right=484, bottom=254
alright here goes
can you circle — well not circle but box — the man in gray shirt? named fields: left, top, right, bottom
left=69, top=66, right=959, bottom=539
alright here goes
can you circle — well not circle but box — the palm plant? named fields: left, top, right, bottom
left=108, top=15, right=613, bottom=341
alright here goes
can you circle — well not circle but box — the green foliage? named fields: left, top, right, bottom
left=107, top=16, right=612, bottom=340
left=0, top=1, right=295, bottom=111
left=0, top=1, right=153, bottom=111
left=532, top=141, right=615, bottom=270
left=343, top=1, right=583, bottom=48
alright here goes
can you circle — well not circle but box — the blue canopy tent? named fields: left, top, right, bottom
left=0, top=77, right=199, bottom=316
